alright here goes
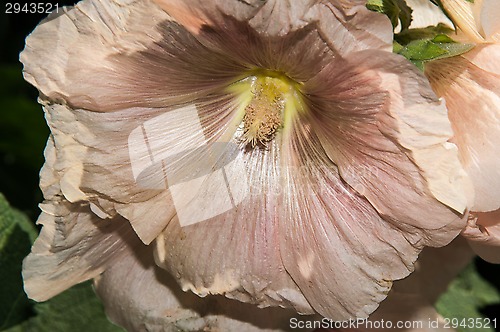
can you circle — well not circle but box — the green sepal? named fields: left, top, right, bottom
left=396, top=34, right=474, bottom=71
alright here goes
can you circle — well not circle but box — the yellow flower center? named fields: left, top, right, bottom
left=228, top=70, right=304, bottom=147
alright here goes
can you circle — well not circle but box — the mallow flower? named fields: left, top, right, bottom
left=21, top=0, right=471, bottom=328
left=413, top=0, right=500, bottom=263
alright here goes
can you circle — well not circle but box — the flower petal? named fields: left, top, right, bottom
left=307, top=1, right=393, bottom=56
left=21, top=0, right=245, bottom=112
left=22, top=198, right=141, bottom=301
left=462, top=209, right=500, bottom=263
left=153, top=59, right=467, bottom=319
left=94, top=244, right=312, bottom=332
left=153, top=136, right=314, bottom=314
left=279, top=132, right=422, bottom=320
left=39, top=103, right=175, bottom=243
left=440, top=0, right=485, bottom=42
left=39, top=136, right=62, bottom=201
left=406, top=0, right=453, bottom=29
left=154, top=0, right=319, bottom=36
left=324, top=238, right=474, bottom=331
left=480, top=0, right=500, bottom=41
left=425, top=44, right=500, bottom=212
left=304, top=50, right=469, bottom=233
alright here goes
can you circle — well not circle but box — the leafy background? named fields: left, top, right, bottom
left=0, top=1, right=499, bottom=331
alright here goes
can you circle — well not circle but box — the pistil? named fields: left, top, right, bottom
left=228, top=70, right=303, bottom=148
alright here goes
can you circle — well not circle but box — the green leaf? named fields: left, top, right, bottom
left=4, top=282, right=124, bottom=332
left=399, top=39, right=448, bottom=60
left=436, top=262, right=500, bottom=332
left=396, top=34, right=474, bottom=70
left=366, top=0, right=413, bottom=31
left=0, top=194, right=37, bottom=330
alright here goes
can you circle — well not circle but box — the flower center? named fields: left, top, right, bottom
left=229, top=70, right=303, bottom=147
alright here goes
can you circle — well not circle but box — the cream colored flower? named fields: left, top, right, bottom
left=21, top=0, right=470, bottom=328
left=415, top=0, right=500, bottom=263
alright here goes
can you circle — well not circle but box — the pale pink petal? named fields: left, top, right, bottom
left=21, top=0, right=244, bottom=112
left=425, top=44, right=500, bottom=212
left=406, top=0, right=453, bottom=29
left=24, top=136, right=143, bottom=301
left=304, top=50, right=469, bottom=232
left=40, top=103, right=176, bottom=243
left=480, top=0, right=500, bottom=41
left=22, top=199, right=141, bottom=301
left=246, top=0, right=319, bottom=35
left=277, top=81, right=466, bottom=320
left=279, top=137, right=422, bottom=320
left=306, top=1, right=393, bottom=56
left=150, top=0, right=210, bottom=34
left=321, top=238, right=474, bottom=331
left=95, top=244, right=314, bottom=332
left=154, top=0, right=319, bottom=36
left=267, top=50, right=468, bottom=320
left=462, top=209, right=500, bottom=263
left=153, top=136, right=314, bottom=314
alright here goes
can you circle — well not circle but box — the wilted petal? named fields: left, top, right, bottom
left=425, top=44, right=500, bottom=212
left=246, top=0, right=318, bottom=35
left=95, top=244, right=314, bottom=332
left=40, top=103, right=175, bottom=243
left=462, top=209, right=500, bottom=263
left=24, top=134, right=142, bottom=301
left=22, top=198, right=141, bottom=301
